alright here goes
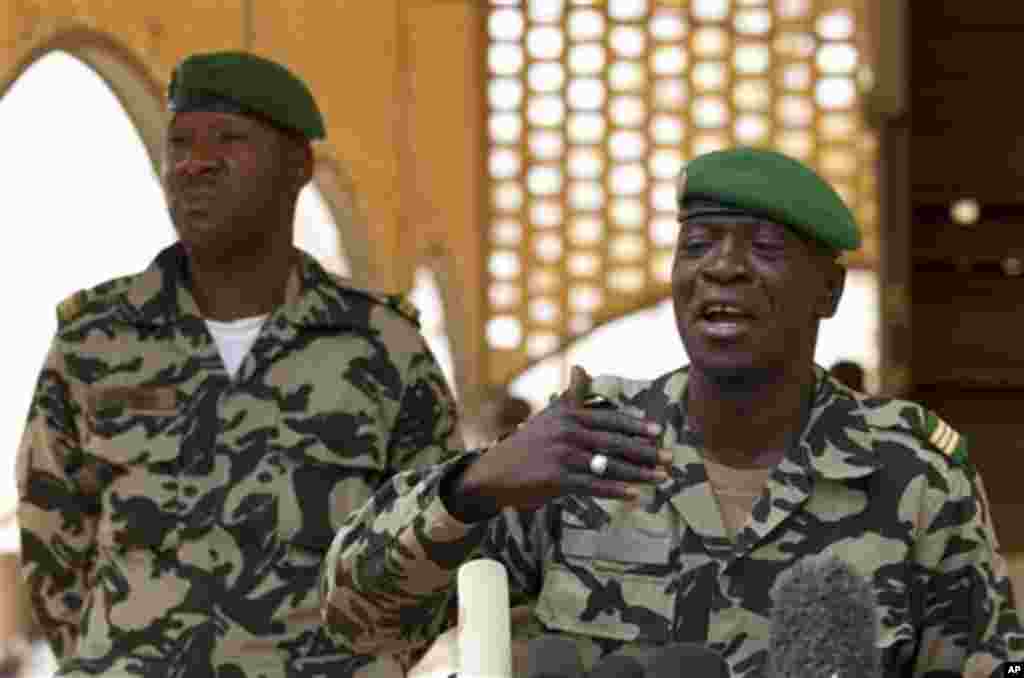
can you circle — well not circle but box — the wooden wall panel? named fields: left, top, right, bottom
left=911, top=212, right=1024, bottom=263
left=905, top=0, right=1024, bottom=549
left=910, top=20, right=1024, bottom=202
left=911, top=273, right=1024, bottom=386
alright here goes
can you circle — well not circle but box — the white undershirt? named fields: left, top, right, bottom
left=204, top=314, right=268, bottom=378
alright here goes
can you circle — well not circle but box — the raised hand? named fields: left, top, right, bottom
left=448, top=366, right=671, bottom=519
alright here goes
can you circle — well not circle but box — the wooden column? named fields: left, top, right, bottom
left=902, top=1, right=1024, bottom=550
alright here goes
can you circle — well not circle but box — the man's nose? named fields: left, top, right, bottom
left=174, top=144, right=224, bottom=177
left=701, top=236, right=750, bottom=282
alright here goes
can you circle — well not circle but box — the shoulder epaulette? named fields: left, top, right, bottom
left=920, top=410, right=969, bottom=467
left=384, top=293, right=421, bottom=328
left=55, top=273, right=138, bottom=328
left=328, top=275, right=422, bottom=329
left=57, top=289, right=88, bottom=326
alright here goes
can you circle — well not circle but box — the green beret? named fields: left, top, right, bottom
left=169, top=51, right=326, bottom=141
left=679, top=147, right=861, bottom=251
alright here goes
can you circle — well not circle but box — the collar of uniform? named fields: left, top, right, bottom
left=667, top=365, right=882, bottom=482
left=117, top=245, right=365, bottom=330
left=795, top=366, right=883, bottom=481
left=640, top=369, right=730, bottom=548
left=117, top=242, right=205, bottom=326
left=669, top=366, right=882, bottom=558
left=278, top=251, right=381, bottom=330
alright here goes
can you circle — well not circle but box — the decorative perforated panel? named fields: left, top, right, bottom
left=486, top=0, right=876, bottom=384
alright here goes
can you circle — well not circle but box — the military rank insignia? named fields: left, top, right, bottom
left=923, top=410, right=969, bottom=466
left=388, top=294, right=421, bottom=327
left=57, top=289, right=87, bottom=325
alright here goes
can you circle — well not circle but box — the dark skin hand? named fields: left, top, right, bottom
left=445, top=366, right=672, bottom=523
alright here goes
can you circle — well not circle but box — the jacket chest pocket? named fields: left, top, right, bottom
left=535, top=499, right=680, bottom=643
left=85, top=386, right=183, bottom=466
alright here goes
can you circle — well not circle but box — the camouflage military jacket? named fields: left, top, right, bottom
left=16, top=243, right=462, bottom=677
left=323, top=367, right=1023, bottom=678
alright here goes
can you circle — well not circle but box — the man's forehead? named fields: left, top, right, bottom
left=678, top=202, right=840, bottom=257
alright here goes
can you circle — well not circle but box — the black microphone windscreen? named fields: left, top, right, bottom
left=586, top=654, right=644, bottom=678
left=767, top=554, right=881, bottom=678
left=646, top=643, right=730, bottom=678
left=524, top=635, right=585, bottom=678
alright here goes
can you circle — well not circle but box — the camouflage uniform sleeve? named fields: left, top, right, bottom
left=15, top=338, right=97, bottom=660
left=375, top=318, right=468, bottom=671
left=386, top=332, right=464, bottom=471
left=912, top=457, right=1024, bottom=677
left=321, top=450, right=546, bottom=656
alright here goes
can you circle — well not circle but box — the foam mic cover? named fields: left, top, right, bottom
left=457, top=559, right=512, bottom=678
left=523, top=635, right=585, bottom=678
left=767, top=554, right=881, bottom=678
left=646, top=643, right=730, bottom=678
left=586, top=653, right=644, bottom=678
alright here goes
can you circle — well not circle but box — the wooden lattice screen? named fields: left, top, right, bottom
left=485, top=0, right=876, bottom=385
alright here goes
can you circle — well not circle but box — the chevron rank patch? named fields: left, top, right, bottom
left=923, top=410, right=969, bottom=466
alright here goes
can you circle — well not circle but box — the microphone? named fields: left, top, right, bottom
left=523, top=635, right=584, bottom=678
left=585, top=653, right=644, bottom=678
left=645, top=643, right=730, bottom=678
left=767, top=554, right=881, bottom=678
left=457, top=559, right=512, bottom=678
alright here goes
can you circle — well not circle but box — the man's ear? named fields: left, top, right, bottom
left=280, top=135, right=313, bottom=192
left=293, top=142, right=314, bottom=189
left=816, top=260, right=846, bottom=319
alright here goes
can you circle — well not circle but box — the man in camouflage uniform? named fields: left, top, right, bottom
left=322, top=148, right=1023, bottom=677
left=16, top=51, right=461, bottom=677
